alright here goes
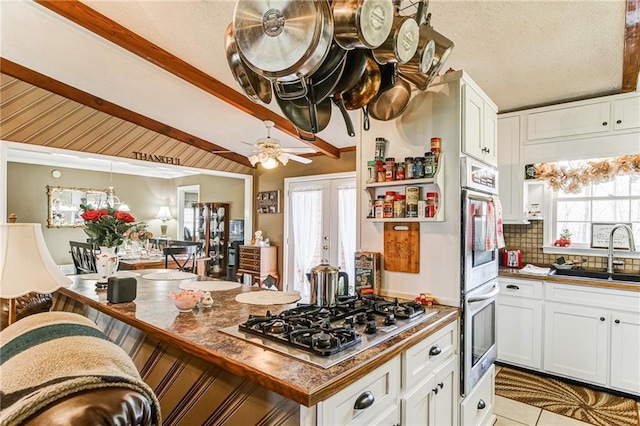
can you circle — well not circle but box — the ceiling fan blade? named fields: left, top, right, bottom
left=280, top=147, right=317, bottom=154
left=284, top=153, right=313, bottom=164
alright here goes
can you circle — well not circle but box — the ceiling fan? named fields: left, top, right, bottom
left=247, top=121, right=314, bottom=169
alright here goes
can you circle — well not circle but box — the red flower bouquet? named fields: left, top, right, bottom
left=80, top=204, right=136, bottom=247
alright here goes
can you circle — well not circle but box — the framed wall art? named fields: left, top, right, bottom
left=590, top=222, right=633, bottom=249
left=257, top=190, right=280, bottom=214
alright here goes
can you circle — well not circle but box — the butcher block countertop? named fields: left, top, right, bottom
left=56, top=274, right=460, bottom=407
left=499, top=268, right=640, bottom=292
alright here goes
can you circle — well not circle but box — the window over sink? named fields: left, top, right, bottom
left=544, top=158, right=640, bottom=253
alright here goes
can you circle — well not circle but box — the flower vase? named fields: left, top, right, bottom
left=95, top=246, right=119, bottom=288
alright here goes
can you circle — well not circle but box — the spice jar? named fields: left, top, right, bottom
left=367, top=160, right=377, bottom=183
left=385, top=157, right=396, bottom=181
left=393, top=194, right=406, bottom=218
left=383, top=191, right=395, bottom=218
left=430, top=137, right=441, bottom=164
left=405, top=157, right=415, bottom=179
left=426, top=191, right=439, bottom=218
left=376, top=160, right=386, bottom=182
left=374, top=195, right=385, bottom=218
left=375, top=137, right=387, bottom=160
left=414, top=157, right=425, bottom=179
left=424, top=152, right=436, bottom=178
left=396, top=161, right=405, bottom=181
left=405, top=186, right=420, bottom=217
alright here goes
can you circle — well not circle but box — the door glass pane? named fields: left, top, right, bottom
left=472, top=302, right=495, bottom=366
left=290, top=189, right=323, bottom=300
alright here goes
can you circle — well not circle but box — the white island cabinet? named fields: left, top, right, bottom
left=496, top=276, right=640, bottom=397
left=318, top=320, right=460, bottom=426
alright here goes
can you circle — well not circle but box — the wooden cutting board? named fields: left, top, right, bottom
left=384, top=222, right=420, bottom=273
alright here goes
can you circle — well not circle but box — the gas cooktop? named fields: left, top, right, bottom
left=221, top=294, right=439, bottom=368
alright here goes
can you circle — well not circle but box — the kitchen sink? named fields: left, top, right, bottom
left=552, top=268, right=640, bottom=283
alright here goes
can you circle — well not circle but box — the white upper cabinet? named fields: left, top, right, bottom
left=613, top=96, right=640, bottom=131
left=463, top=84, right=498, bottom=166
left=527, top=101, right=610, bottom=141
left=497, top=115, right=525, bottom=223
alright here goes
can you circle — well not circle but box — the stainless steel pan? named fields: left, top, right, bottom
left=368, top=62, right=412, bottom=121
left=224, top=23, right=272, bottom=104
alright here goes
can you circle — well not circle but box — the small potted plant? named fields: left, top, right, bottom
left=554, top=228, right=572, bottom=247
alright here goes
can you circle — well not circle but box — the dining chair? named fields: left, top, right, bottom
left=69, top=241, right=97, bottom=274
left=168, top=240, right=205, bottom=257
left=164, top=245, right=199, bottom=273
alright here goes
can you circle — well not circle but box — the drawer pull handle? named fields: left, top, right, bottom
left=429, top=345, right=442, bottom=356
left=615, top=319, right=620, bottom=324
left=506, top=285, right=520, bottom=290
left=354, top=391, right=374, bottom=410
left=477, top=399, right=486, bottom=410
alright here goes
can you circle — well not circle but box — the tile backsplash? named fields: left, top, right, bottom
left=503, top=220, right=640, bottom=273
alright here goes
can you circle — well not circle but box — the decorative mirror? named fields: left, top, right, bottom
left=46, top=185, right=108, bottom=228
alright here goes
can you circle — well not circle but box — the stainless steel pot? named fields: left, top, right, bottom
left=233, top=0, right=334, bottom=82
left=332, top=0, right=395, bottom=50
left=371, top=15, right=420, bottom=64
left=398, top=25, right=454, bottom=90
left=307, top=259, right=349, bottom=307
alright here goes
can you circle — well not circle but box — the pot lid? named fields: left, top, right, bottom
left=311, top=259, right=339, bottom=273
left=395, top=17, right=419, bottom=64
left=419, top=39, right=435, bottom=74
left=358, top=0, right=395, bottom=49
left=233, top=0, right=331, bottom=74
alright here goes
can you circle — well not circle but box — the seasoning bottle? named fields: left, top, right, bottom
left=424, top=152, right=436, bottom=178
left=405, top=157, right=415, bottom=179
left=385, top=157, right=396, bottom=181
left=430, top=137, right=441, bottom=163
left=393, top=194, right=406, bottom=218
left=374, top=195, right=385, bottom=218
left=414, top=157, right=425, bottom=179
left=405, top=186, right=420, bottom=217
left=376, top=160, right=386, bottom=182
left=375, top=137, right=387, bottom=160
left=367, top=160, right=377, bottom=183
left=396, top=161, right=405, bottom=181
left=426, top=191, right=439, bottom=218
left=383, top=191, right=395, bottom=218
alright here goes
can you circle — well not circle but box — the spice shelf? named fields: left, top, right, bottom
left=364, top=154, right=445, bottom=222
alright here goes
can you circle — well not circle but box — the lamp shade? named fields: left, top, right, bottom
left=155, top=206, right=173, bottom=221
left=0, top=223, right=71, bottom=298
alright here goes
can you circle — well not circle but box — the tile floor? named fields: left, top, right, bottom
left=493, top=366, right=640, bottom=426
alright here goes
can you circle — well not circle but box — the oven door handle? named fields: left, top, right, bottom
left=467, top=285, right=500, bottom=303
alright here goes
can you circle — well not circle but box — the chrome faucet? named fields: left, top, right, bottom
left=607, top=224, right=636, bottom=274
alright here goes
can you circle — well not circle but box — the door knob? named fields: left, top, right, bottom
left=429, top=345, right=442, bottom=356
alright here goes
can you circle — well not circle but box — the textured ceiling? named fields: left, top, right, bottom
left=0, top=0, right=631, bottom=162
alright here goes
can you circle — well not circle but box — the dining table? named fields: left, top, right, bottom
left=118, top=254, right=210, bottom=274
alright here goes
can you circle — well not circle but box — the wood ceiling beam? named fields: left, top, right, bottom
left=34, top=0, right=341, bottom=159
left=1, top=58, right=253, bottom=167
left=622, top=0, right=640, bottom=92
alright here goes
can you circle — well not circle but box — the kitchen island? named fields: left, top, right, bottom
left=53, top=274, right=459, bottom=425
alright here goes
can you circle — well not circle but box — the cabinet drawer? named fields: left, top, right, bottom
left=320, top=357, right=399, bottom=425
left=460, top=364, right=495, bottom=426
left=545, top=282, right=640, bottom=312
left=498, top=278, right=543, bottom=299
left=402, top=320, right=457, bottom=390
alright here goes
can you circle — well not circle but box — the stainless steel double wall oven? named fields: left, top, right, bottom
left=460, top=157, right=500, bottom=396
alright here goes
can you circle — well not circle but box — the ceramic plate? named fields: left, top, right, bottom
left=552, top=263, right=574, bottom=270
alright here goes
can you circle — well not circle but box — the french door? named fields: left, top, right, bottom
left=284, top=173, right=356, bottom=301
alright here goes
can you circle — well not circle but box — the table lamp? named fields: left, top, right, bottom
left=155, top=206, right=173, bottom=238
left=0, top=223, right=72, bottom=325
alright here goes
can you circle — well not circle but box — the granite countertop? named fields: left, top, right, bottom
left=499, top=267, right=640, bottom=291
left=57, top=273, right=460, bottom=407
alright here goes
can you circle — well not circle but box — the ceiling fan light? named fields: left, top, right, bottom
left=277, top=153, right=289, bottom=165
left=261, top=156, right=279, bottom=169
left=248, top=154, right=260, bottom=166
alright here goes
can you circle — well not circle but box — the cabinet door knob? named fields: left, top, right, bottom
left=615, top=319, right=620, bottom=324
left=429, top=345, right=442, bottom=356
left=506, top=284, right=520, bottom=290
left=432, top=386, right=439, bottom=395
left=600, top=317, right=605, bottom=321
left=602, top=121, right=608, bottom=126
left=353, top=391, right=375, bottom=410
left=616, top=119, right=622, bottom=124
left=477, top=399, right=486, bottom=409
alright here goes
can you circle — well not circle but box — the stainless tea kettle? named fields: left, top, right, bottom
left=307, top=259, right=349, bottom=307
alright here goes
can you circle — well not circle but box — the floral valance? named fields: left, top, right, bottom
left=532, top=154, right=640, bottom=193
